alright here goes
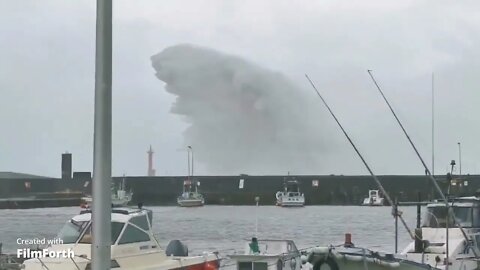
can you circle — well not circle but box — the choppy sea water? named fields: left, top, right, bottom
left=0, top=206, right=420, bottom=259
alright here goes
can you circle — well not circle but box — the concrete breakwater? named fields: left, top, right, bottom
left=122, top=174, right=477, bottom=205
left=0, top=174, right=477, bottom=206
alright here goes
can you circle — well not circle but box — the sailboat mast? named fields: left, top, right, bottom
left=91, top=0, right=112, bottom=269
left=432, top=73, right=435, bottom=176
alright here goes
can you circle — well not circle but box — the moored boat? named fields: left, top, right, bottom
left=177, top=179, right=205, bottom=207
left=361, top=190, right=385, bottom=206
left=275, top=177, right=305, bottom=207
left=306, top=196, right=480, bottom=270
left=81, top=177, right=133, bottom=208
left=229, top=238, right=303, bottom=270
left=21, top=207, right=220, bottom=270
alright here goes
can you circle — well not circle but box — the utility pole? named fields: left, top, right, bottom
left=91, top=0, right=112, bottom=269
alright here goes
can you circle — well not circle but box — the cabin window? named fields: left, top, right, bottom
left=118, top=224, right=150, bottom=244
left=423, top=206, right=473, bottom=228
left=472, top=207, right=480, bottom=227
left=79, top=222, right=125, bottom=244
left=130, top=216, right=150, bottom=231
left=238, top=262, right=268, bottom=270
left=57, top=220, right=88, bottom=244
left=475, top=235, right=480, bottom=250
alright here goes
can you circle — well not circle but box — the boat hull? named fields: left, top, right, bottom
left=23, top=252, right=220, bottom=270
left=177, top=199, right=204, bottom=207
left=276, top=200, right=305, bottom=207
left=308, top=247, right=442, bottom=270
left=314, top=258, right=440, bottom=270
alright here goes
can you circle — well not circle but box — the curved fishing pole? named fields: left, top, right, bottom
left=305, top=74, right=415, bottom=240
left=367, top=70, right=445, bottom=200
left=367, top=70, right=477, bottom=261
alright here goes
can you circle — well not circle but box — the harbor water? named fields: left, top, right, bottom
left=0, top=205, right=419, bottom=261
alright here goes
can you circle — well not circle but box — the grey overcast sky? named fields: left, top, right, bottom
left=1, top=0, right=479, bottom=177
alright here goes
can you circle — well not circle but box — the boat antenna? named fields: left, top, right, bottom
left=367, top=70, right=478, bottom=262
left=187, top=146, right=191, bottom=181
left=305, top=74, right=415, bottom=240
left=432, top=73, right=435, bottom=176
left=255, top=196, right=260, bottom=237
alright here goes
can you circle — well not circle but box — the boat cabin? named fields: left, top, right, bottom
left=422, top=196, right=480, bottom=228
left=229, top=239, right=302, bottom=270
left=401, top=197, right=480, bottom=269
left=285, top=181, right=301, bottom=195
left=57, top=208, right=157, bottom=249
left=23, top=207, right=220, bottom=270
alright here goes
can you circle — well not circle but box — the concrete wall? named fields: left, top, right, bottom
left=2, top=174, right=479, bottom=205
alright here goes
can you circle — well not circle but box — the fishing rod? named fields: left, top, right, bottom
left=367, top=70, right=477, bottom=262
left=305, top=74, right=415, bottom=240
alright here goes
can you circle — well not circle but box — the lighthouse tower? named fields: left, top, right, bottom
left=147, top=145, right=156, bottom=176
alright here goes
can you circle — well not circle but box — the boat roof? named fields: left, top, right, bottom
left=74, top=207, right=151, bottom=223
left=427, top=196, right=480, bottom=207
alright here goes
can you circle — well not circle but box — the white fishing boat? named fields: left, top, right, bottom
left=22, top=207, right=220, bottom=270
left=177, top=179, right=205, bottom=207
left=362, top=190, right=385, bottom=206
left=306, top=196, right=480, bottom=270
left=81, top=178, right=133, bottom=208
left=111, top=177, right=133, bottom=206
left=276, top=177, right=305, bottom=207
left=229, top=238, right=304, bottom=270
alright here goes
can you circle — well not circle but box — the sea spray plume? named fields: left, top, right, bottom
left=151, top=44, right=329, bottom=174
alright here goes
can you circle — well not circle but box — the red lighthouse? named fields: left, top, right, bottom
left=147, top=145, right=155, bottom=176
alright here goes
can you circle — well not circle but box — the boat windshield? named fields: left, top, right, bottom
left=57, top=219, right=89, bottom=244
left=423, top=206, right=473, bottom=228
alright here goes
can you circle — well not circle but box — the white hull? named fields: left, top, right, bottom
left=22, top=207, right=220, bottom=270
left=112, top=198, right=130, bottom=207
left=276, top=200, right=305, bottom=207
left=229, top=240, right=303, bottom=270
left=177, top=198, right=204, bottom=207
left=362, top=190, right=385, bottom=206
left=23, top=246, right=219, bottom=270
left=276, top=192, right=305, bottom=207
left=361, top=199, right=384, bottom=206
left=81, top=195, right=131, bottom=207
